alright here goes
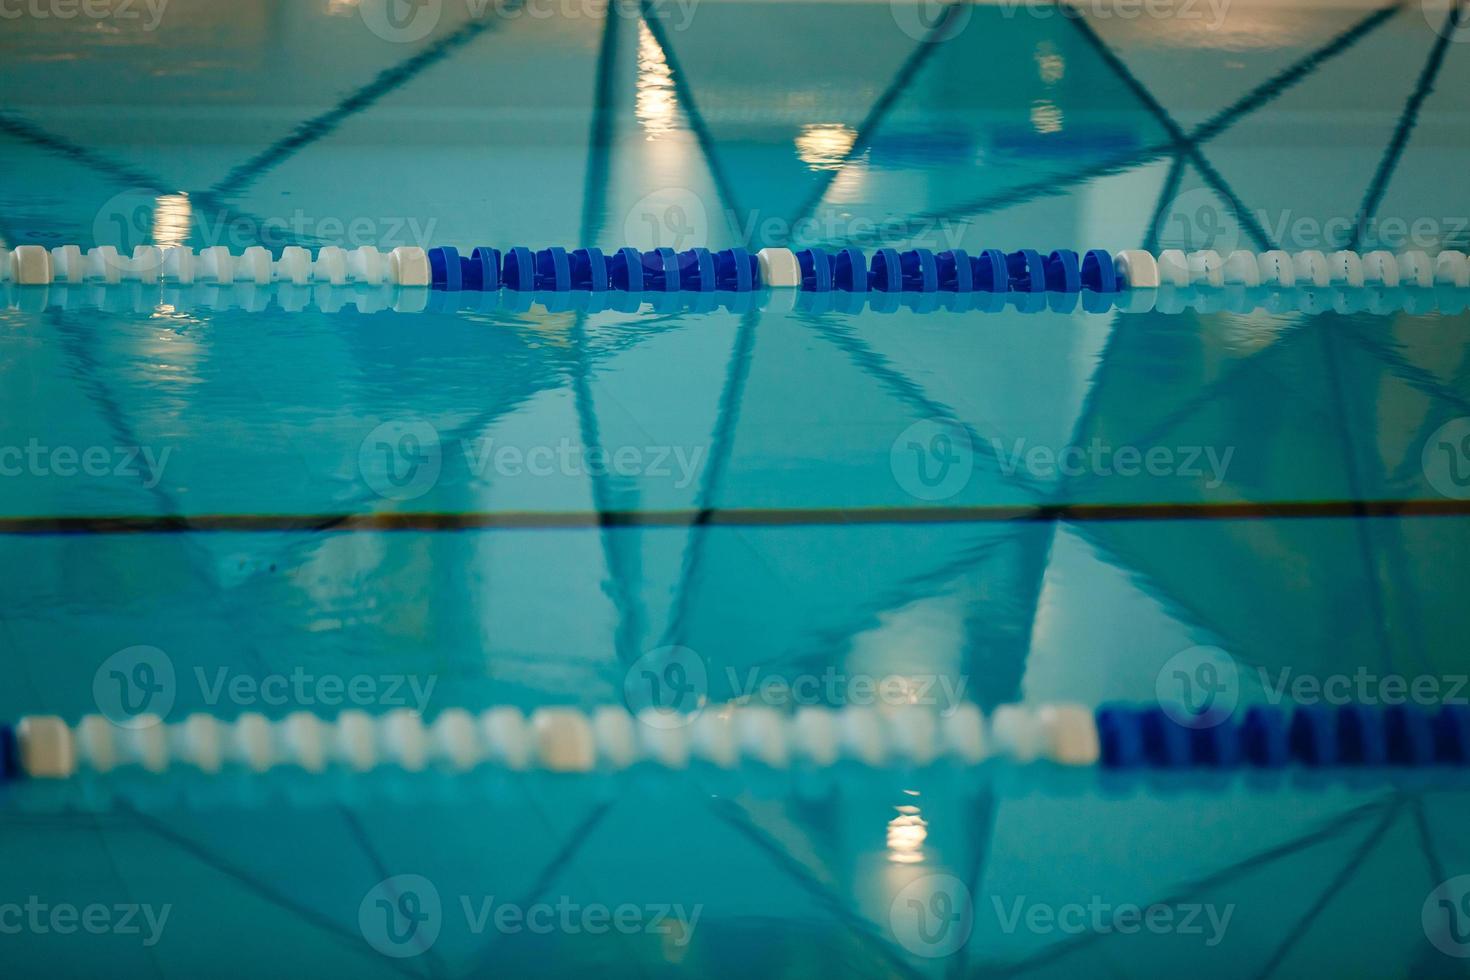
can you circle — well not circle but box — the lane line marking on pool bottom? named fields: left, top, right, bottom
left=2, top=497, right=1470, bottom=535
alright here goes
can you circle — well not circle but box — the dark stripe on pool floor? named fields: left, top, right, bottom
left=2, top=498, right=1470, bottom=534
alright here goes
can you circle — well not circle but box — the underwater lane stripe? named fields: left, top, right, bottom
left=4, top=497, right=1470, bottom=535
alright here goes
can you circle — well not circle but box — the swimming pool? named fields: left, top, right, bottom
left=2, top=0, right=1470, bottom=975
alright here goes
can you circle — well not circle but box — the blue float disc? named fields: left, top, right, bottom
left=502, top=247, right=535, bottom=291
left=832, top=247, right=867, bottom=291
left=0, top=724, right=16, bottom=782
left=1435, top=705, right=1470, bottom=764
left=534, top=247, right=571, bottom=292
left=1045, top=250, right=1081, bottom=292
left=570, top=248, right=608, bottom=291
left=1337, top=704, right=1387, bottom=766
left=899, top=248, right=939, bottom=292
left=1384, top=706, right=1434, bottom=766
left=678, top=248, right=716, bottom=291
left=797, top=248, right=833, bottom=292
left=466, top=247, right=500, bottom=291
left=1096, top=706, right=1144, bottom=769
left=1005, top=249, right=1045, bottom=293
left=1139, top=708, right=1193, bottom=767
left=869, top=248, right=902, bottom=292
left=1289, top=705, right=1338, bottom=767
left=1080, top=248, right=1118, bottom=292
left=641, top=248, right=679, bottom=292
left=609, top=247, right=643, bottom=291
left=427, top=246, right=462, bottom=291
left=973, top=249, right=1009, bottom=292
left=936, top=250, right=971, bottom=291
left=714, top=248, right=754, bottom=291
left=1241, top=707, right=1289, bottom=768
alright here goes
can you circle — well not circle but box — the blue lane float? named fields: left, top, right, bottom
left=832, top=247, right=867, bottom=292
left=502, top=246, right=535, bottom=292
left=1045, top=249, right=1081, bottom=292
left=869, top=248, right=903, bottom=292
left=1006, top=249, right=1046, bottom=293
left=796, top=247, right=831, bottom=292
left=467, top=247, right=500, bottom=291
left=974, top=249, right=1009, bottom=292
left=535, top=247, right=571, bottom=292
left=936, top=249, right=972, bottom=292
left=570, top=247, right=607, bottom=291
left=1097, top=703, right=1470, bottom=770
left=679, top=248, right=716, bottom=292
left=715, top=247, right=756, bottom=292
left=1080, top=248, right=1116, bottom=292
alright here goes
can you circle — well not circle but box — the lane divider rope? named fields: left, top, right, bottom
left=5, top=244, right=1467, bottom=298
left=6, top=701, right=1468, bottom=780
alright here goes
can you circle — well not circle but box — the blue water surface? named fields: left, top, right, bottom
left=2, top=1, right=1470, bottom=976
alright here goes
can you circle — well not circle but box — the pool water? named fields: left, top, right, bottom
left=2, top=0, right=1470, bottom=976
